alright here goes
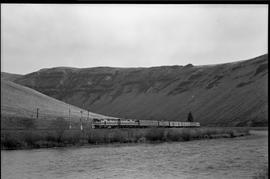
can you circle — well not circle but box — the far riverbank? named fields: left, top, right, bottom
left=1, top=129, right=267, bottom=179
left=1, top=127, right=255, bottom=150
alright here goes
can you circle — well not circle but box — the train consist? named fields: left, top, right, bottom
left=91, top=118, right=200, bottom=128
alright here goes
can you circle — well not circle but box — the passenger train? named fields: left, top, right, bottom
left=91, top=118, right=200, bottom=128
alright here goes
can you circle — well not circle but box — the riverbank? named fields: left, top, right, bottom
left=1, top=127, right=251, bottom=150
left=2, top=129, right=267, bottom=179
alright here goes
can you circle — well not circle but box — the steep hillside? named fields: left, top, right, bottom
left=1, top=72, right=22, bottom=82
left=14, top=54, right=268, bottom=126
left=1, top=79, right=115, bottom=122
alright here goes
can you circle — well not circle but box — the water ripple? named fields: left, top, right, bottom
left=1, top=130, right=268, bottom=179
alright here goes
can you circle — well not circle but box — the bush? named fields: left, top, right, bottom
left=23, top=132, right=41, bottom=146
left=145, top=128, right=165, bottom=141
left=45, top=133, right=58, bottom=142
left=62, top=131, right=81, bottom=145
left=51, top=117, right=68, bottom=143
left=1, top=135, right=23, bottom=149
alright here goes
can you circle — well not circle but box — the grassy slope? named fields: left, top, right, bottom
left=1, top=72, right=22, bottom=82
left=14, top=54, right=268, bottom=126
left=1, top=79, right=115, bottom=126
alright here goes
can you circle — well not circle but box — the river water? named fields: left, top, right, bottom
left=1, top=130, right=268, bottom=179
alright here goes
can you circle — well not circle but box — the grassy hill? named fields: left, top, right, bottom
left=1, top=72, right=22, bottom=82
left=13, top=54, right=268, bottom=126
left=1, top=79, right=115, bottom=129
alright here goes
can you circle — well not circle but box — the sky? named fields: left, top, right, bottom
left=1, top=4, right=268, bottom=75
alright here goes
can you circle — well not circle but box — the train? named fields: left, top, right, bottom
left=91, top=118, right=200, bottom=128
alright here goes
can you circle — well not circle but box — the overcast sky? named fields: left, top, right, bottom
left=1, top=4, right=268, bottom=75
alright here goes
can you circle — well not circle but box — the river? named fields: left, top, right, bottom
left=1, top=130, right=268, bottom=179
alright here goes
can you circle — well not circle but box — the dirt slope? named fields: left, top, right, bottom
left=14, top=54, right=268, bottom=126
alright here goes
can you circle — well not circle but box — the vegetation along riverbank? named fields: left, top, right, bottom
left=1, top=126, right=251, bottom=150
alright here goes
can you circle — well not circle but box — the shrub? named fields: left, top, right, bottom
left=51, top=117, right=68, bottom=143
left=1, top=135, right=22, bottom=149
left=23, top=131, right=43, bottom=147
left=166, top=129, right=182, bottom=141
left=45, top=134, right=57, bottom=142
left=62, top=131, right=81, bottom=144
left=145, top=128, right=165, bottom=141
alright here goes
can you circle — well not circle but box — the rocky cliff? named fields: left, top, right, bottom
left=14, top=54, right=268, bottom=126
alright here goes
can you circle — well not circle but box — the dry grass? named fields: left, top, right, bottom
left=1, top=79, right=113, bottom=120
left=1, top=127, right=250, bottom=150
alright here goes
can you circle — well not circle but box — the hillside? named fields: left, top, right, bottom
left=1, top=72, right=22, bottom=82
left=13, top=54, right=268, bottom=126
left=1, top=79, right=115, bottom=123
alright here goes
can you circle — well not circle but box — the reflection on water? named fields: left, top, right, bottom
left=1, top=130, right=268, bottom=179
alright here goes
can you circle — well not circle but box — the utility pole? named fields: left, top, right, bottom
left=69, top=107, right=71, bottom=129
left=80, top=110, right=83, bottom=131
left=36, top=108, right=39, bottom=119
left=87, top=111, right=89, bottom=129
